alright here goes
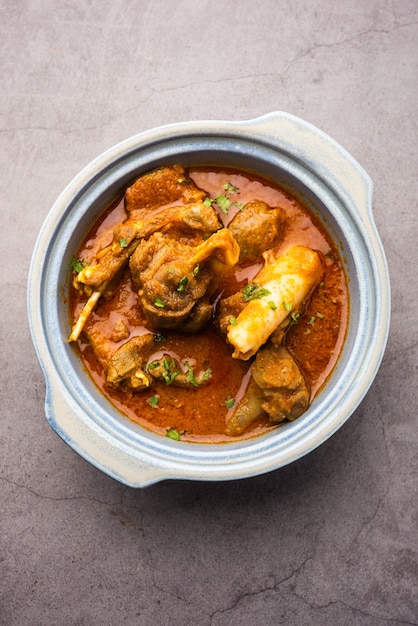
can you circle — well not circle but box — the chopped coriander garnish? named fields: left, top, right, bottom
left=70, top=257, right=88, bottom=273
left=147, top=395, right=160, bottom=408
left=223, top=181, right=240, bottom=194
left=193, top=264, right=200, bottom=276
left=185, top=363, right=200, bottom=387
left=187, top=373, right=199, bottom=387
left=215, top=193, right=231, bottom=215
left=167, top=268, right=176, bottom=274
left=316, top=312, right=324, bottom=319
left=290, top=312, right=300, bottom=324
left=242, top=283, right=271, bottom=301
left=268, top=301, right=277, bottom=310
left=308, top=316, right=316, bottom=325
left=162, top=357, right=179, bottom=385
left=166, top=428, right=181, bottom=441
left=225, top=396, right=235, bottom=410
left=282, top=301, right=292, bottom=312
left=163, top=370, right=178, bottom=385
left=200, top=368, right=212, bottom=382
left=229, top=316, right=237, bottom=326
left=154, top=297, right=165, bottom=308
left=177, top=276, right=188, bottom=292
left=119, top=237, right=128, bottom=248
left=204, top=183, right=241, bottom=216
left=182, top=362, right=211, bottom=387
left=233, top=202, right=244, bottom=210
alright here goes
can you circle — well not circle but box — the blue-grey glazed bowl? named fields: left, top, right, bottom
left=27, top=112, right=390, bottom=487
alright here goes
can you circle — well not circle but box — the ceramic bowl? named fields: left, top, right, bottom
left=27, top=112, right=390, bottom=487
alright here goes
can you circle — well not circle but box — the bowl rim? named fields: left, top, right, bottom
left=27, top=111, right=391, bottom=487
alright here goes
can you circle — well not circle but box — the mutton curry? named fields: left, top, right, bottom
left=69, top=165, right=348, bottom=442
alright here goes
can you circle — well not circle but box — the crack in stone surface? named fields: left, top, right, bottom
left=208, top=556, right=312, bottom=623
left=1, top=475, right=122, bottom=507
left=282, top=20, right=418, bottom=75
left=291, top=592, right=418, bottom=625
left=0, top=70, right=286, bottom=135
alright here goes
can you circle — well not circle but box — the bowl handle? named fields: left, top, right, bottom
left=45, top=377, right=168, bottom=487
left=244, top=112, right=374, bottom=223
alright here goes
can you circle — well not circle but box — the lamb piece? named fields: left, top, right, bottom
left=225, top=345, right=310, bottom=436
left=75, top=201, right=222, bottom=292
left=146, top=354, right=212, bottom=388
left=106, top=334, right=156, bottom=390
left=73, top=201, right=222, bottom=296
left=129, top=228, right=240, bottom=331
left=251, top=345, right=309, bottom=422
left=216, top=290, right=248, bottom=336
left=125, top=164, right=206, bottom=213
left=83, top=318, right=213, bottom=391
left=226, top=246, right=324, bottom=360
left=217, top=288, right=291, bottom=343
left=69, top=166, right=221, bottom=342
left=81, top=315, right=156, bottom=391
left=228, top=200, right=283, bottom=262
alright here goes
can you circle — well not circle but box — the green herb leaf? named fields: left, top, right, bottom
left=166, top=428, right=181, bottom=441
left=215, top=193, right=231, bottom=215
left=119, top=237, right=128, bottom=248
left=154, top=297, right=165, bottom=308
left=290, top=312, right=300, bottom=324
left=193, top=264, right=200, bottom=276
left=70, top=257, right=88, bottom=273
left=229, top=316, right=237, bottom=326
left=233, top=202, right=244, bottom=210
left=147, top=395, right=160, bottom=408
left=242, top=283, right=271, bottom=301
left=316, top=312, right=324, bottom=319
left=268, top=301, right=277, bottom=310
left=223, top=181, right=240, bottom=194
left=200, top=368, right=212, bottom=382
left=177, top=276, right=188, bottom=292
left=185, top=363, right=199, bottom=387
left=204, top=197, right=214, bottom=207
left=308, top=316, right=316, bottom=325
left=162, top=357, right=179, bottom=385
left=225, top=396, right=235, bottom=410
left=282, top=301, right=292, bottom=311
left=163, top=371, right=178, bottom=385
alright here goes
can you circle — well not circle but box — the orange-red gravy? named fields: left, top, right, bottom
left=70, top=167, right=348, bottom=442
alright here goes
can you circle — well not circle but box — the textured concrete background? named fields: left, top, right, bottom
left=1, top=1, right=417, bottom=624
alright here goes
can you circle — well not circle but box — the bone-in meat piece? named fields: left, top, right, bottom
left=225, top=345, right=309, bottom=436
left=227, top=246, right=324, bottom=360
left=130, top=228, right=239, bottom=331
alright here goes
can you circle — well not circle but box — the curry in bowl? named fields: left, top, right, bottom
left=69, top=164, right=348, bottom=442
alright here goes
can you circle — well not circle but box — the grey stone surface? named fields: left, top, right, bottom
left=1, top=1, right=417, bottom=624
